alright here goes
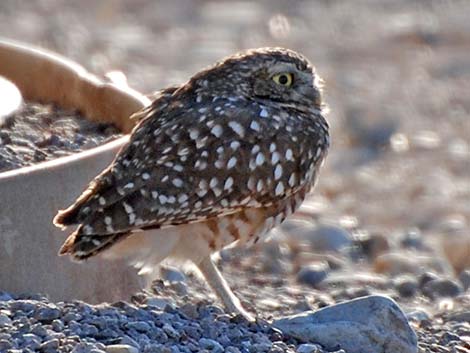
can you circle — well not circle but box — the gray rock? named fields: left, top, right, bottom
left=179, top=303, right=199, bottom=319
left=52, top=319, right=65, bottom=331
left=160, top=266, right=186, bottom=283
left=71, top=342, right=99, bottom=353
left=169, top=281, right=188, bottom=296
left=0, top=313, right=12, bottom=326
left=96, top=343, right=107, bottom=351
left=394, top=276, right=419, bottom=298
left=119, top=335, right=140, bottom=349
left=422, top=278, right=463, bottom=298
left=0, top=291, right=13, bottom=301
left=281, top=220, right=353, bottom=253
left=458, top=270, right=470, bottom=291
left=81, top=323, right=99, bottom=336
left=22, top=333, right=41, bottom=350
left=356, top=231, right=391, bottom=260
left=63, top=312, right=81, bottom=323
left=106, top=345, right=139, bottom=353
left=296, top=343, right=321, bottom=353
left=142, top=343, right=164, bottom=353
left=406, top=309, right=431, bottom=323
left=31, top=323, right=49, bottom=337
left=447, top=311, right=470, bottom=322
left=0, top=339, right=13, bottom=351
left=399, top=229, right=424, bottom=250
left=162, top=323, right=180, bottom=339
left=9, top=300, right=36, bottom=313
left=297, top=262, right=329, bottom=287
left=225, top=347, right=242, bottom=353
left=273, top=295, right=417, bottom=353
left=418, top=272, right=440, bottom=289
left=34, top=305, right=61, bottom=322
left=126, top=320, right=152, bottom=333
left=300, top=224, right=353, bottom=252
left=199, top=338, right=224, bottom=353
left=145, top=297, right=173, bottom=310
left=40, top=338, right=60, bottom=353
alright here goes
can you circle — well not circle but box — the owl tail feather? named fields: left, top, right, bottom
left=59, top=226, right=130, bottom=261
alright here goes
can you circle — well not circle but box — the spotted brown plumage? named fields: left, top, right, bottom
left=54, top=47, right=329, bottom=320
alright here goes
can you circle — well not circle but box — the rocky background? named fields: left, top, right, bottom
left=0, top=1, right=469, bottom=352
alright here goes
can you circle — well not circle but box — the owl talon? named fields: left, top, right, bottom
left=231, top=310, right=256, bottom=323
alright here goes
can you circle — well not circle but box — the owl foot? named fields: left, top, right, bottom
left=197, top=256, right=255, bottom=322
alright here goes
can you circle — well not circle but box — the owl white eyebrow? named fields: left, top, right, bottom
left=267, top=62, right=299, bottom=76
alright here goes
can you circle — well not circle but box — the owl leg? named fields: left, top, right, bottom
left=197, top=256, right=254, bottom=322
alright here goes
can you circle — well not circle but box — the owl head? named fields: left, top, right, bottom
left=191, top=47, right=323, bottom=111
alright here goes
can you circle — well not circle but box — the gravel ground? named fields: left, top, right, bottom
left=0, top=102, right=121, bottom=172
left=0, top=1, right=469, bottom=352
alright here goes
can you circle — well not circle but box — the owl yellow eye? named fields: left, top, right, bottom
left=272, top=73, right=293, bottom=87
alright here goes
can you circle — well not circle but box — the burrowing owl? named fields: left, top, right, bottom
left=54, top=47, right=329, bottom=320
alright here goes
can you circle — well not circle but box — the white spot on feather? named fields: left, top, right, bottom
left=159, top=195, right=168, bottom=205
left=211, top=124, right=223, bottom=138
left=274, top=164, right=283, bottom=180
left=224, top=177, right=234, bottom=190
left=275, top=182, right=284, bottom=196
left=271, top=152, right=280, bottom=164
left=209, top=177, right=218, bottom=188
left=227, top=157, right=237, bottom=169
left=228, top=121, right=244, bottom=137
left=178, top=194, right=188, bottom=203
left=285, top=148, right=293, bottom=161
left=288, top=173, right=296, bottom=187
left=123, top=202, right=133, bottom=214
left=189, top=128, right=199, bottom=140
left=230, top=141, right=240, bottom=150
left=256, top=152, right=265, bottom=166
left=172, top=178, right=183, bottom=187
left=250, top=120, right=260, bottom=132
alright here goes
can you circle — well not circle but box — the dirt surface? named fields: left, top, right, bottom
left=0, top=102, right=121, bottom=172
left=0, top=1, right=469, bottom=352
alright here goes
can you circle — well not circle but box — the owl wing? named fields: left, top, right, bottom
left=54, top=95, right=315, bottom=238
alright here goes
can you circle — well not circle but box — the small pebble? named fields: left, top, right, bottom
left=458, top=270, right=470, bottom=291
left=160, top=266, right=186, bottom=283
left=40, top=338, right=60, bottom=352
left=394, top=276, right=419, bottom=298
left=199, top=338, right=224, bottom=353
left=297, top=343, right=321, bottom=353
left=0, top=313, right=12, bottom=326
left=418, top=272, right=440, bottom=289
left=399, top=228, right=424, bottom=250
left=355, top=231, right=391, bottom=260
left=406, top=309, right=431, bottom=322
left=106, top=344, right=139, bottom=353
left=0, top=339, right=13, bottom=351
left=422, top=278, right=463, bottom=298
left=296, top=262, right=329, bottom=287
left=34, top=305, right=61, bottom=322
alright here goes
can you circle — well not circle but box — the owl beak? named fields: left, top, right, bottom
left=302, top=85, right=322, bottom=108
